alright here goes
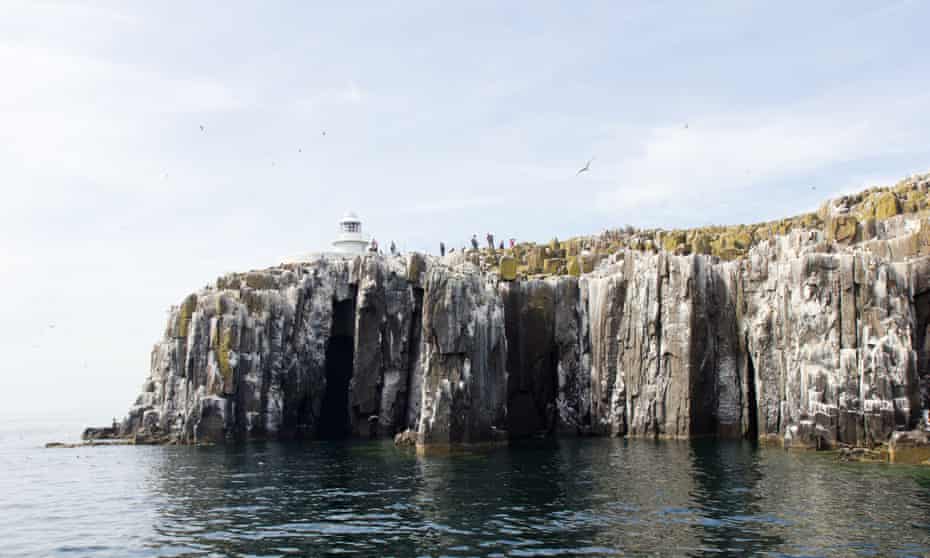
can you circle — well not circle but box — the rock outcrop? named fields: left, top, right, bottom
left=115, top=181, right=930, bottom=451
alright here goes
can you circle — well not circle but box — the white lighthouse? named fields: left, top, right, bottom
left=331, top=211, right=370, bottom=254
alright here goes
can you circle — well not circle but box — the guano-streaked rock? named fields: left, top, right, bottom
left=114, top=209, right=930, bottom=453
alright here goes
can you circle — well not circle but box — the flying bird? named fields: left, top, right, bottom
left=321, top=130, right=326, bottom=136
left=298, top=148, right=302, bottom=153
left=684, top=123, right=689, bottom=129
left=577, top=158, right=594, bottom=175
left=199, top=125, right=205, bottom=132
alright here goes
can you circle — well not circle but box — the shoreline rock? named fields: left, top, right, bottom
left=889, top=430, right=930, bottom=464
left=90, top=175, right=930, bottom=466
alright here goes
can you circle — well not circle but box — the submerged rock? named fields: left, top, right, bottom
left=108, top=192, right=930, bottom=456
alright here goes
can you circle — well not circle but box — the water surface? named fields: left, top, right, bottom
left=2, top=423, right=929, bottom=557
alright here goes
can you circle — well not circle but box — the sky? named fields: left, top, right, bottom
left=2, top=1, right=930, bottom=423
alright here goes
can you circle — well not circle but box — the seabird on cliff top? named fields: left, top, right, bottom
left=577, top=158, right=594, bottom=175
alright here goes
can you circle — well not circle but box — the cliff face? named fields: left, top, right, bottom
left=122, top=215, right=930, bottom=449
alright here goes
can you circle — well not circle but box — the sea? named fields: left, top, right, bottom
left=2, top=417, right=929, bottom=557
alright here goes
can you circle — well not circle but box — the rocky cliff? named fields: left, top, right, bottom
left=117, top=182, right=930, bottom=450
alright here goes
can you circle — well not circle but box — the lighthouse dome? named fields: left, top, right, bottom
left=339, top=211, right=360, bottom=224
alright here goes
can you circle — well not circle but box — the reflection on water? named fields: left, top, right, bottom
left=3, top=432, right=930, bottom=557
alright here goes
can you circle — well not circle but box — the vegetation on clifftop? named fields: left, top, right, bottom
left=480, top=172, right=930, bottom=280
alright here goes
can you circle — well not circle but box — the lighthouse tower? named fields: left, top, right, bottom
left=331, top=211, right=370, bottom=254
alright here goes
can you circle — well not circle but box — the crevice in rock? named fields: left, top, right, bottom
left=913, top=290, right=930, bottom=420
left=746, top=346, right=760, bottom=441
left=318, top=294, right=357, bottom=440
left=688, top=260, right=716, bottom=438
left=402, top=287, right=425, bottom=431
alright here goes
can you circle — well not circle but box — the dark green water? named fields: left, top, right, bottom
left=4, top=426, right=930, bottom=557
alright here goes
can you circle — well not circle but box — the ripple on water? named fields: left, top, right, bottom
left=3, top=437, right=930, bottom=556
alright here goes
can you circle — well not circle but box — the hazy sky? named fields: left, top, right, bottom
left=3, top=1, right=930, bottom=422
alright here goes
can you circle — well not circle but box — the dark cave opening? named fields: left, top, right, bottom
left=318, top=297, right=355, bottom=440
left=746, top=349, right=759, bottom=441
left=503, top=287, right=559, bottom=439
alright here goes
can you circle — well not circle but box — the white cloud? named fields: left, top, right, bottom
left=392, top=194, right=513, bottom=214
left=594, top=91, right=930, bottom=217
left=294, top=82, right=366, bottom=115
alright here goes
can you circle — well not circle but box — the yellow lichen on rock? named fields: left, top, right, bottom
left=873, top=192, right=900, bottom=220
left=498, top=256, right=517, bottom=281
left=543, top=258, right=563, bottom=275
left=178, top=294, right=198, bottom=338
left=216, top=326, right=234, bottom=393
left=566, top=257, right=581, bottom=277
left=527, top=247, right=545, bottom=273
left=564, top=239, right=579, bottom=257
left=581, top=254, right=596, bottom=273
left=495, top=172, right=927, bottom=275
left=662, top=231, right=686, bottom=254
left=829, top=216, right=858, bottom=243
left=689, top=232, right=711, bottom=255
left=244, top=272, right=276, bottom=290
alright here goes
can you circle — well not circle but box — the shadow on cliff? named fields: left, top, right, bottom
left=318, top=298, right=355, bottom=440
left=503, top=283, right=559, bottom=439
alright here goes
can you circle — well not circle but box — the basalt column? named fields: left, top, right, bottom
left=350, top=260, right=419, bottom=439
left=911, top=258, right=930, bottom=420
left=417, top=267, right=507, bottom=445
